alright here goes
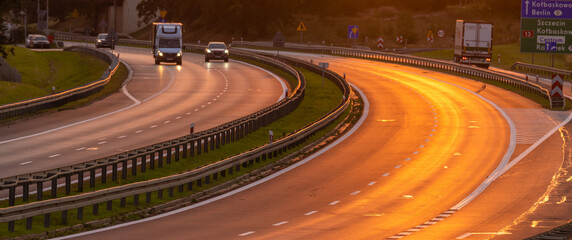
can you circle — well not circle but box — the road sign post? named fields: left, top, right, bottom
left=319, top=62, right=329, bottom=88
left=297, top=21, right=307, bottom=43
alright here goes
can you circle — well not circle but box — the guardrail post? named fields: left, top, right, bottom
left=141, top=154, right=148, bottom=172
left=101, top=166, right=107, bottom=184
left=150, top=152, right=156, bottom=170
left=90, top=168, right=96, bottom=188
left=178, top=184, right=184, bottom=193
left=65, top=174, right=71, bottom=194
left=203, top=137, right=209, bottom=153
left=122, top=160, right=128, bottom=179
left=134, top=194, right=139, bottom=206
left=197, top=139, right=202, bottom=155
left=61, top=210, right=68, bottom=225
left=23, top=183, right=29, bottom=202
left=190, top=140, right=195, bottom=157
left=169, top=187, right=174, bottom=197
left=205, top=175, right=210, bottom=184
left=187, top=181, right=193, bottom=191
left=183, top=142, right=188, bottom=158
left=51, top=178, right=57, bottom=198
left=230, top=128, right=235, bottom=142
left=77, top=207, right=83, bottom=220
left=93, top=203, right=99, bottom=216
left=146, top=192, right=152, bottom=203
left=120, top=197, right=127, bottom=208
left=107, top=200, right=113, bottom=211
left=132, top=157, right=137, bottom=176
left=197, top=178, right=202, bottom=187
left=239, top=125, right=245, bottom=139
left=36, top=182, right=43, bottom=200
left=216, top=134, right=221, bottom=149
left=175, top=145, right=181, bottom=162
left=166, top=147, right=172, bottom=164
left=77, top=171, right=84, bottom=192
left=222, top=130, right=227, bottom=145
left=210, top=136, right=215, bottom=151
left=112, top=163, right=118, bottom=181
left=26, top=217, right=33, bottom=230
left=158, top=149, right=164, bottom=168
left=43, top=213, right=51, bottom=228
left=158, top=189, right=163, bottom=200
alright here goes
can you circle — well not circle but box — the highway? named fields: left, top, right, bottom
left=57, top=52, right=572, bottom=240
left=0, top=45, right=287, bottom=178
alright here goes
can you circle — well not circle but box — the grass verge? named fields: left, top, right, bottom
left=0, top=47, right=108, bottom=105
left=0, top=65, right=358, bottom=239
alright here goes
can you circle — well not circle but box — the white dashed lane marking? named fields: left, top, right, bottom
left=238, top=231, right=255, bottom=237
left=273, top=221, right=288, bottom=226
left=305, top=211, right=317, bottom=216
left=350, top=191, right=361, bottom=196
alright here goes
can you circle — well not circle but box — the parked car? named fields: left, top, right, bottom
left=95, top=33, right=112, bottom=48
left=25, top=34, right=50, bottom=48
left=205, top=42, right=229, bottom=62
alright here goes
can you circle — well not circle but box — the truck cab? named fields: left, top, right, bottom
left=152, top=23, right=183, bottom=65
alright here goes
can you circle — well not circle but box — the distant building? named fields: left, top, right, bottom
left=96, top=0, right=145, bottom=35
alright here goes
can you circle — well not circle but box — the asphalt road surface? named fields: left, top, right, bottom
left=58, top=52, right=572, bottom=239
left=0, top=45, right=287, bottom=179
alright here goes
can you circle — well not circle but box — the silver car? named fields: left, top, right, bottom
left=25, top=34, right=50, bottom=48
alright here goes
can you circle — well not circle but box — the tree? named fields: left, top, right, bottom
left=0, top=0, right=20, bottom=59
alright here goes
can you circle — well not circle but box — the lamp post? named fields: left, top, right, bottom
left=19, top=10, right=26, bottom=41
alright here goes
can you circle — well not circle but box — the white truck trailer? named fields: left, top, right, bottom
left=454, top=20, right=493, bottom=68
left=152, top=22, right=183, bottom=65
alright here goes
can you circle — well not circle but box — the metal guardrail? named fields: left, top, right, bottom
left=511, top=61, right=572, bottom=80
left=0, top=36, right=552, bottom=235
left=0, top=46, right=352, bottom=234
left=0, top=46, right=119, bottom=120
left=235, top=41, right=553, bottom=107
left=0, top=50, right=303, bottom=191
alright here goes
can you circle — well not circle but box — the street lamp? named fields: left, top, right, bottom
left=19, top=10, right=26, bottom=42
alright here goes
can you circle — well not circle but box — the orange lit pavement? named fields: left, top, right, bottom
left=62, top=53, right=572, bottom=240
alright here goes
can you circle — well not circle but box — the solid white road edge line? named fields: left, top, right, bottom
left=51, top=83, right=369, bottom=240
left=0, top=59, right=138, bottom=145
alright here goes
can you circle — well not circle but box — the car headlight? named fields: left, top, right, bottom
left=224, top=49, right=229, bottom=54
left=177, top=51, right=182, bottom=57
left=97, top=40, right=102, bottom=43
left=206, top=49, right=212, bottom=53
left=158, top=51, right=163, bottom=57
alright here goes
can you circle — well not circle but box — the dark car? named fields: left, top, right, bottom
left=25, top=34, right=50, bottom=48
left=205, top=42, right=229, bottom=62
left=95, top=33, right=112, bottom=48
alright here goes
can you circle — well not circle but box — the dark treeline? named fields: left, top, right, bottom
left=136, top=0, right=520, bottom=38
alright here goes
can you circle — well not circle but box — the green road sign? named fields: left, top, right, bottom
left=520, top=0, right=572, bottom=54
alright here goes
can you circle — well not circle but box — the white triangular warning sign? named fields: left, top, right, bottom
left=297, top=21, right=307, bottom=32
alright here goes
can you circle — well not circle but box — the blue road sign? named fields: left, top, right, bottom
left=522, top=0, right=572, bottom=19
left=348, top=25, right=359, bottom=39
